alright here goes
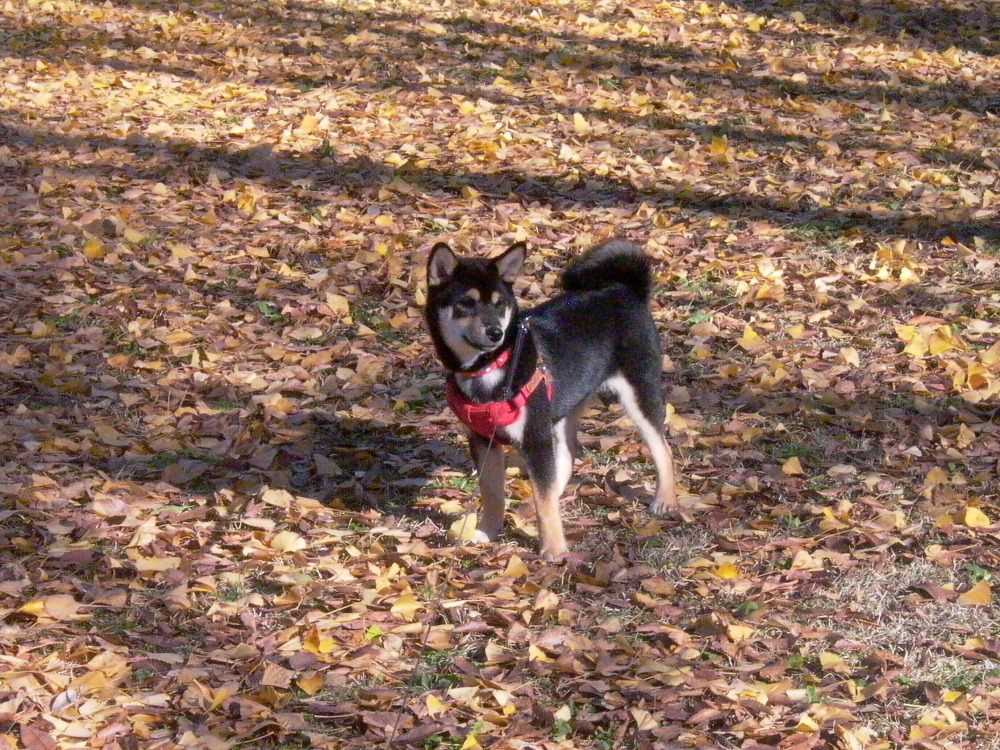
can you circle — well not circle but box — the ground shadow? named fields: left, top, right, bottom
left=728, top=0, right=1000, bottom=57
left=3, top=117, right=997, bottom=244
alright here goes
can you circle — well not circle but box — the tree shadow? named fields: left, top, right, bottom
left=6, top=0, right=998, bottom=117
left=4, top=115, right=997, bottom=243
left=727, top=0, right=1000, bottom=57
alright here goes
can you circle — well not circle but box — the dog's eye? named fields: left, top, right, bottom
left=453, top=297, right=476, bottom=315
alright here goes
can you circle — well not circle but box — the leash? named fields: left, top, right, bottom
left=386, top=327, right=525, bottom=747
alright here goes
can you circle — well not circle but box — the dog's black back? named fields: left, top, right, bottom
left=530, top=241, right=663, bottom=423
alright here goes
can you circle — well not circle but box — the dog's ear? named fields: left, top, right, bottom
left=494, top=242, right=526, bottom=284
left=427, top=243, right=458, bottom=287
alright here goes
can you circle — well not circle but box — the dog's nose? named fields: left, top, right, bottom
left=485, top=326, right=504, bottom=343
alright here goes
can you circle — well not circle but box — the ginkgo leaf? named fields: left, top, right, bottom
left=269, top=530, right=307, bottom=553
left=714, top=563, right=740, bottom=580
left=630, top=707, right=659, bottom=730
left=738, top=325, right=766, bottom=352
left=727, top=624, right=755, bottom=642
left=21, top=595, right=82, bottom=621
left=819, top=652, right=850, bottom=674
left=782, top=457, right=805, bottom=475
left=964, top=507, right=992, bottom=528
left=426, top=693, right=446, bottom=717
left=449, top=514, right=480, bottom=542
left=296, top=672, right=324, bottom=695
left=390, top=590, right=423, bottom=621
left=957, top=581, right=992, bottom=606
left=502, top=555, right=529, bottom=579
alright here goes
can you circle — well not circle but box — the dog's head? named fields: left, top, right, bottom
left=424, top=242, right=526, bottom=371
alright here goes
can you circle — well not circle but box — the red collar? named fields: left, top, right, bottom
left=459, top=349, right=510, bottom=379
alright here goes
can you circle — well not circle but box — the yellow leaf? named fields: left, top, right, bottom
left=132, top=555, right=181, bottom=572
left=19, top=600, right=47, bottom=617
left=903, top=332, right=929, bottom=358
left=426, top=693, right=446, bottom=718
left=819, top=652, right=849, bottom=674
left=573, top=112, right=591, bottom=135
left=924, top=467, right=948, bottom=486
left=325, top=293, right=351, bottom=316
left=303, top=628, right=335, bottom=655
left=727, top=624, right=754, bottom=642
left=296, top=113, right=320, bottom=135
left=787, top=324, right=805, bottom=339
left=710, top=135, right=728, bottom=155
left=553, top=705, right=572, bottom=722
left=737, top=325, right=765, bottom=352
left=297, top=672, right=325, bottom=695
left=630, top=707, right=659, bottom=730
left=391, top=590, right=423, bottom=622
left=261, top=488, right=294, bottom=508
left=558, top=143, right=580, bottom=162
left=448, top=514, right=479, bottom=543
left=790, top=549, right=823, bottom=571
left=83, top=236, right=107, bottom=259
left=502, top=555, right=530, bottom=579
left=981, top=340, right=1000, bottom=366
left=957, top=580, right=992, bottom=606
left=528, top=644, right=552, bottom=662
left=956, top=424, right=976, bottom=449
left=269, top=530, right=307, bottom=553
left=533, top=588, right=560, bottom=611
left=964, top=507, right=992, bottom=528
left=459, top=734, right=482, bottom=750
left=169, top=242, right=196, bottom=260
left=47, top=595, right=84, bottom=620
left=782, top=456, right=805, bottom=475
left=929, top=325, right=965, bottom=355
left=123, top=227, right=146, bottom=244
left=714, top=562, right=740, bottom=580
left=796, top=712, right=820, bottom=733
left=839, top=347, right=860, bottom=367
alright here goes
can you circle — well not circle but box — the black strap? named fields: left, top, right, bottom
left=502, top=317, right=531, bottom=401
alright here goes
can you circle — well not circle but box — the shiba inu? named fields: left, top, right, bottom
left=424, top=239, right=678, bottom=561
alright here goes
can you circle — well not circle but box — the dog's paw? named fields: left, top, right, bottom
left=539, top=545, right=570, bottom=563
left=471, top=529, right=497, bottom=544
left=649, top=498, right=691, bottom=522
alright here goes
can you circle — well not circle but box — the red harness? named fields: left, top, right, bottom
left=446, top=351, right=552, bottom=444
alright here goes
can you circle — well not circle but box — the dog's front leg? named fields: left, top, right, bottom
left=521, top=425, right=570, bottom=562
left=469, top=432, right=506, bottom=542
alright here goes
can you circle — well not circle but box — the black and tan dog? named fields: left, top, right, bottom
left=424, top=239, right=677, bottom=561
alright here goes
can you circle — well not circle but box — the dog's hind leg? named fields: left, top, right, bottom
left=563, top=404, right=588, bottom=459
left=469, top=433, right=507, bottom=542
left=603, top=373, right=678, bottom=516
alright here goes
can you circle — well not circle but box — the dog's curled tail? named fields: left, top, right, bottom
left=561, top=240, right=653, bottom=300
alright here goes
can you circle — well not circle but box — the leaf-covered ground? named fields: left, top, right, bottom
left=3, top=0, right=1000, bottom=747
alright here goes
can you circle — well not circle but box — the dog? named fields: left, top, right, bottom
left=424, top=239, right=678, bottom=561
